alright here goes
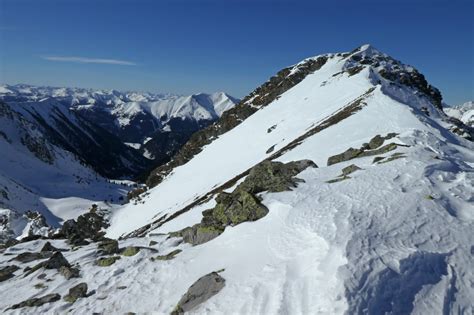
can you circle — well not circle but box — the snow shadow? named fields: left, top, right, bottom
left=346, top=251, right=449, bottom=315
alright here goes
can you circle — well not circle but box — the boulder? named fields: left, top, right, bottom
left=151, top=249, right=182, bottom=261
left=97, top=238, right=119, bottom=255
left=172, top=272, right=225, bottom=314
left=64, top=282, right=88, bottom=303
left=121, top=246, right=140, bottom=257
left=96, top=256, right=121, bottom=267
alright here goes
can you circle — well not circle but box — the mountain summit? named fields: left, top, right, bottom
left=0, top=45, right=472, bottom=314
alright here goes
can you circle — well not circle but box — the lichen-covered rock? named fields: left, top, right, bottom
left=171, top=159, right=316, bottom=246
left=121, top=246, right=140, bottom=257
left=9, top=293, right=61, bottom=309
left=63, top=282, right=88, bottom=303
left=327, top=134, right=401, bottom=166
left=97, top=238, right=119, bottom=255
left=341, top=164, right=362, bottom=176
left=59, top=266, right=80, bottom=280
left=0, top=265, right=19, bottom=282
left=238, top=159, right=317, bottom=194
left=151, top=249, right=182, bottom=261
left=172, top=272, right=225, bottom=315
left=96, top=256, right=121, bottom=267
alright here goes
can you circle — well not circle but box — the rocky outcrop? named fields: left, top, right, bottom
left=171, top=160, right=316, bottom=245
left=151, top=249, right=182, bottom=261
left=97, top=238, right=119, bottom=255
left=60, top=207, right=109, bottom=245
left=172, top=272, right=225, bottom=315
left=59, top=265, right=80, bottom=280
left=8, top=293, right=61, bottom=310
left=327, top=133, right=401, bottom=166
left=96, top=256, right=121, bottom=267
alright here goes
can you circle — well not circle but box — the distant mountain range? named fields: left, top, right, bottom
left=0, top=84, right=239, bottom=175
left=445, top=101, right=474, bottom=127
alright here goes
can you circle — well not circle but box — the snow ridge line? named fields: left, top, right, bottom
left=121, top=87, right=377, bottom=239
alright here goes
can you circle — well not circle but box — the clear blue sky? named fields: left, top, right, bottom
left=0, top=0, right=472, bottom=105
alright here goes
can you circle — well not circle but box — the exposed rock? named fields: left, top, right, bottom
left=172, top=272, right=225, bottom=314
left=149, top=240, right=158, bottom=246
left=373, top=156, right=385, bottom=163
left=96, top=256, right=121, bottom=267
left=97, top=238, right=119, bottom=255
left=60, top=209, right=109, bottom=245
left=121, top=246, right=140, bottom=257
left=0, top=265, right=19, bottom=282
left=327, top=176, right=351, bottom=183
left=14, top=251, right=51, bottom=263
left=43, top=252, right=70, bottom=269
left=59, top=266, right=80, bottom=280
left=151, top=249, right=182, bottom=261
left=9, top=293, right=61, bottom=309
left=341, top=164, right=362, bottom=176
left=238, top=160, right=317, bottom=194
left=40, top=242, right=59, bottom=252
left=64, top=282, right=88, bottom=303
left=327, top=133, right=401, bottom=166
left=171, top=159, right=316, bottom=246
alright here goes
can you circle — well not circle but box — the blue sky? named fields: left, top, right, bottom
left=0, top=0, right=472, bottom=105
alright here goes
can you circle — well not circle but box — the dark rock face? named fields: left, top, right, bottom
left=64, top=282, right=88, bottom=303
left=40, top=242, right=59, bottom=252
left=172, top=272, right=225, bottom=315
left=171, top=159, right=316, bottom=245
left=14, top=251, right=52, bottom=263
left=341, top=164, right=362, bottom=176
left=60, top=210, right=109, bottom=245
left=146, top=57, right=328, bottom=188
left=28, top=106, right=149, bottom=179
left=0, top=265, right=19, bottom=282
left=9, top=293, right=61, bottom=309
left=43, top=252, right=70, bottom=269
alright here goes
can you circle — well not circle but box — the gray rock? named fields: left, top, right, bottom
left=9, top=293, right=61, bottom=309
left=0, top=265, right=19, bottom=282
left=59, top=265, right=80, bottom=280
left=97, top=238, right=119, bottom=255
left=172, top=272, right=225, bottom=314
left=64, top=282, right=88, bottom=303
left=40, top=242, right=59, bottom=252
left=14, top=252, right=51, bottom=263
left=44, top=252, right=70, bottom=269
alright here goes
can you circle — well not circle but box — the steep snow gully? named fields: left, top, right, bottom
left=0, top=45, right=472, bottom=314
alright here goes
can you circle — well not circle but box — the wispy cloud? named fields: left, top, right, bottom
left=41, top=56, right=137, bottom=66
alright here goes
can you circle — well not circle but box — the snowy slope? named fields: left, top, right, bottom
left=0, top=45, right=472, bottom=314
left=0, top=101, right=130, bottom=241
left=445, top=101, right=474, bottom=127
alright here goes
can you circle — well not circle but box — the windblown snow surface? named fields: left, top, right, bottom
left=1, top=45, right=472, bottom=314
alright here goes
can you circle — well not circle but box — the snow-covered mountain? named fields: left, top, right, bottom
left=0, top=45, right=473, bottom=314
left=0, top=84, right=238, bottom=164
left=445, top=101, right=474, bottom=127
